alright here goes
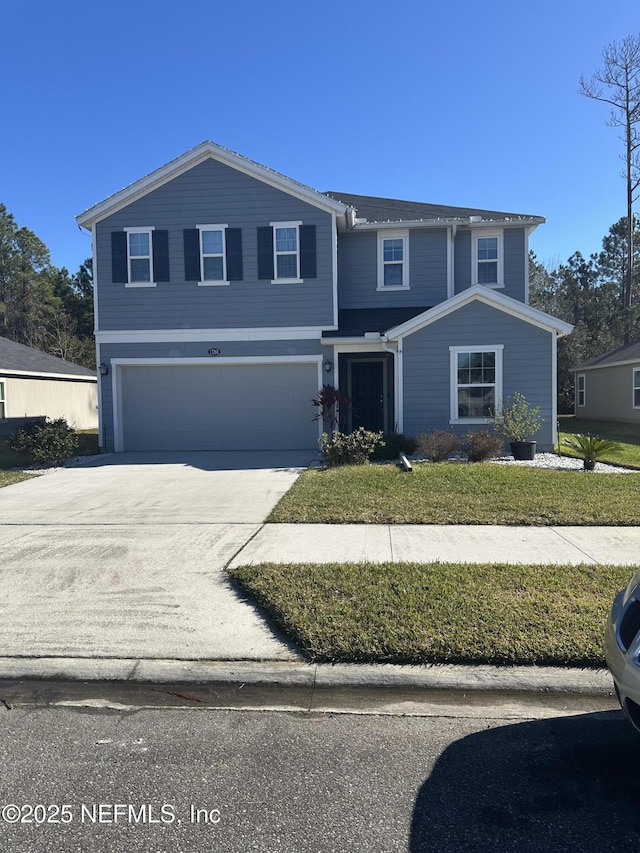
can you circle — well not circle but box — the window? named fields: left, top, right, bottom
left=577, top=373, right=586, bottom=407
left=257, top=223, right=316, bottom=282
left=634, top=369, right=640, bottom=408
left=128, top=229, right=153, bottom=283
left=273, top=222, right=301, bottom=281
left=450, top=346, right=503, bottom=422
left=199, top=225, right=227, bottom=284
left=472, top=231, right=503, bottom=287
left=377, top=230, right=409, bottom=290
left=111, top=228, right=169, bottom=286
left=0, top=381, right=5, bottom=420
left=183, top=227, right=242, bottom=283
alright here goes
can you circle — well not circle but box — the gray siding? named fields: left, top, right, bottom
left=337, top=228, right=448, bottom=309
left=577, top=363, right=640, bottom=422
left=96, top=159, right=335, bottom=331
left=401, top=301, right=555, bottom=449
left=455, top=228, right=527, bottom=301
left=98, top=338, right=328, bottom=451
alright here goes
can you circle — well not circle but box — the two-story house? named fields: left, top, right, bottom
left=76, top=141, right=572, bottom=453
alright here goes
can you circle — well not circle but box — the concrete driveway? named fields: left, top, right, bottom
left=0, top=452, right=315, bottom=662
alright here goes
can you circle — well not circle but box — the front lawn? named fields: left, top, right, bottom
left=269, top=463, right=640, bottom=525
left=230, top=561, right=631, bottom=666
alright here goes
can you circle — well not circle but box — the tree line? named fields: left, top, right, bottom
left=529, top=216, right=640, bottom=412
left=0, top=203, right=94, bottom=368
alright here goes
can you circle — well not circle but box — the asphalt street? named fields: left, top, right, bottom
left=0, top=697, right=637, bottom=853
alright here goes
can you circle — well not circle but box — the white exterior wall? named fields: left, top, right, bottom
left=2, top=375, right=98, bottom=430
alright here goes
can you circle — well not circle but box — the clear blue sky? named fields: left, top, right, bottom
left=2, top=0, right=638, bottom=274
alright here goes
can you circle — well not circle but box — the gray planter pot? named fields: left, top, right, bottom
left=510, top=440, right=536, bottom=461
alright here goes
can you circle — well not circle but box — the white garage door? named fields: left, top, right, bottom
left=119, top=361, right=320, bottom=451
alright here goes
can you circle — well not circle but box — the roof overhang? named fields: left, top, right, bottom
left=384, top=284, right=574, bottom=340
left=571, top=357, right=640, bottom=372
left=353, top=217, right=545, bottom=232
left=77, top=141, right=350, bottom=229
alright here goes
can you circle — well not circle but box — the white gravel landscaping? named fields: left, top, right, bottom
left=491, top=452, right=638, bottom=473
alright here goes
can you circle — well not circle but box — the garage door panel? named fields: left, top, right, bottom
left=120, top=362, right=319, bottom=451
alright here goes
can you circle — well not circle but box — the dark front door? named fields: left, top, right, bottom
left=349, top=360, right=386, bottom=432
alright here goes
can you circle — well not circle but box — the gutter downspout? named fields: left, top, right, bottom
left=381, top=335, right=402, bottom=433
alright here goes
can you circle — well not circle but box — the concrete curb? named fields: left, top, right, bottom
left=0, top=657, right=614, bottom=696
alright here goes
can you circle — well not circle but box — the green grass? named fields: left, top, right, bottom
left=230, top=561, right=631, bottom=666
left=269, top=462, right=640, bottom=525
left=558, top=415, right=640, bottom=468
left=0, top=469, right=36, bottom=488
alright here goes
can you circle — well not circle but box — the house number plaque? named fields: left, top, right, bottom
left=208, top=348, right=221, bottom=356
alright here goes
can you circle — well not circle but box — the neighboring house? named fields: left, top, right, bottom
left=76, top=141, right=572, bottom=453
left=572, top=341, right=640, bottom=423
left=0, top=337, right=97, bottom=437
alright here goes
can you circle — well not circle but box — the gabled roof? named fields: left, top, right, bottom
left=0, top=337, right=96, bottom=379
left=572, top=340, right=640, bottom=371
left=324, top=192, right=545, bottom=227
left=323, top=307, right=430, bottom=338
left=77, top=141, right=349, bottom=229
left=384, top=285, right=573, bottom=340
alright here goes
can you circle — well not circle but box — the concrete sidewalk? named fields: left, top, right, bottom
left=230, top=522, right=640, bottom=567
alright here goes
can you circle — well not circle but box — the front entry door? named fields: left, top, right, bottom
left=349, top=359, right=386, bottom=432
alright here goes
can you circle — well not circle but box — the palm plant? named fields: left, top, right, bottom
left=562, top=433, right=619, bottom=470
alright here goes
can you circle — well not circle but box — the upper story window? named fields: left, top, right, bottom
left=183, top=227, right=243, bottom=284
left=0, top=381, right=5, bottom=420
left=199, top=225, right=228, bottom=285
left=128, top=229, right=153, bottom=283
left=377, top=230, right=409, bottom=290
left=633, top=369, right=640, bottom=408
left=450, top=345, right=503, bottom=423
left=111, top=228, right=169, bottom=287
left=273, top=222, right=301, bottom=282
left=472, top=230, right=503, bottom=288
left=577, top=373, right=586, bottom=407
left=257, top=223, right=316, bottom=283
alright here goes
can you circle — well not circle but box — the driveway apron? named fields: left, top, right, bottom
left=0, top=452, right=314, bottom=661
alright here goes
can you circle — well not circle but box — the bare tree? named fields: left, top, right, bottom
left=580, top=34, right=640, bottom=339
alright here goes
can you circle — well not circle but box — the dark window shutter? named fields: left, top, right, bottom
left=183, top=229, right=201, bottom=281
left=299, top=224, right=317, bottom=279
left=111, top=231, right=128, bottom=283
left=152, top=230, right=170, bottom=282
left=225, top=228, right=243, bottom=281
left=257, top=226, right=274, bottom=280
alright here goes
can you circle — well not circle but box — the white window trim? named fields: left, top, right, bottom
left=633, top=368, right=640, bottom=409
left=0, top=380, right=6, bottom=420
left=270, top=220, right=302, bottom=284
left=124, top=226, right=156, bottom=288
left=377, top=229, right=410, bottom=291
left=197, top=223, right=229, bottom=287
left=449, top=345, right=504, bottom=424
left=472, top=229, right=504, bottom=289
left=577, top=373, right=586, bottom=408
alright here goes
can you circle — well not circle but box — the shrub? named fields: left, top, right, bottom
left=562, top=433, right=619, bottom=469
left=8, top=417, right=79, bottom=465
left=311, top=384, right=351, bottom=432
left=416, top=430, right=460, bottom=462
left=372, top=433, right=416, bottom=460
left=462, top=429, right=504, bottom=462
left=319, top=428, right=385, bottom=467
left=488, top=392, right=543, bottom=442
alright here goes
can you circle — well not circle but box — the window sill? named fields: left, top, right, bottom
left=449, top=417, right=489, bottom=425
left=376, top=284, right=410, bottom=292
left=125, top=282, right=157, bottom=288
left=473, top=282, right=504, bottom=289
left=198, top=281, right=230, bottom=287
left=271, top=278, right=303, bottom=285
